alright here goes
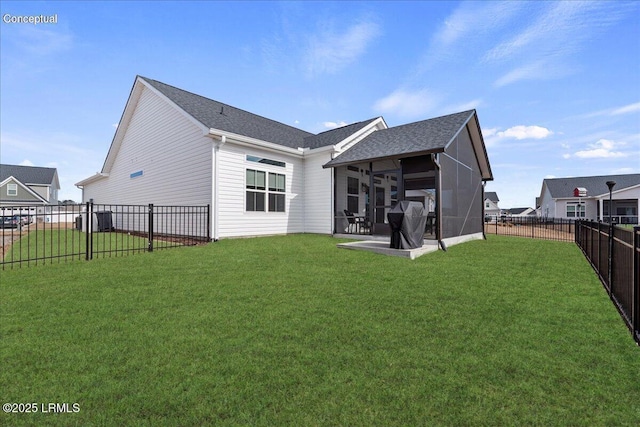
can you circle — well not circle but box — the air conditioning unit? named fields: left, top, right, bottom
left=76, top=212, right=99, bottom=232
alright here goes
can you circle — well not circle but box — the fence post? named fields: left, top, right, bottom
left=634, top=226, right=640, bottom=345
left=148, top=204, right=154, bottom=252
left=207, top=204, right=211, bottom=242
left=85, top=201, right=94, bottom=261
left=608, top=222, right=614, bottom=296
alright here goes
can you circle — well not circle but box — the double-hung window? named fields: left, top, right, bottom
left=246, top=168, right=286, bottom=213
left=566, top=203, right=585, bottom=218
left=268, top=172, right=286, bottom=212
left=246, top=169, right=266, bottom=211
left=7, top=183, right=17, bottom=197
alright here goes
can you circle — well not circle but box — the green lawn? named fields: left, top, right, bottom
left=1, top=235, right=638, bottom=426
left=2, top=229, right=176, bottom=267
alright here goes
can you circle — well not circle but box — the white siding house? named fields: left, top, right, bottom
left=80, top=84, right=212, bottom=206
left=484, top=192, right=500, bottom=219
left=538, top=174, right=640, bottom=224
left=1, top=164, right=60, bottom=220
left=77, top=76, right=493, bottom=243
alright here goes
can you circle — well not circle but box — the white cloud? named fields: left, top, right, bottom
left=11, top=25, right=73, bottom=56
left=443, top=99, right=483, bottom=114
left=499, top=125, right=553, bottom=140
left=574, top=139, right=628, bottom=159
left=611, top=102, right=640, bottom=116
left=484, top=2, right=624, bottom=63
left=0, top=130, right=104, bottom=202
left=304, top=19, right=380, bottom=76
left=427, top=1, right=523, bottom=63
left=373, top=88, right=439, bottom=119
left=323, top=121, right=347, bottom=129
left=575, top=101, right=640, bottom=119
left=493, top=60, right=571, bottom=87
left=484, top=2, right=632, bottom=86
left=482, top=128, right=498, bottom=138
left=483, top=125, right=553, bottom=147
left=611, top=167, right=637, bottom=174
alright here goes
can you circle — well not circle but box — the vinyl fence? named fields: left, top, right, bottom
left=575, top=221, right=640, bottom=345
left=1, top=203, right=210, bottom=269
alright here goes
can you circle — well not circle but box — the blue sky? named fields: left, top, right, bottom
left=1, top=1, right=638, bottom=208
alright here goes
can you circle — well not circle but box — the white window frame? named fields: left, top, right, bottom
left=246, top=169, right=266, bottom=212
left=245, top=166, right=287, bottom=214
left=7, top=183, right=18, bottom=197
left=267, top=172, right=286, bottom=212
left=566, top=202, right=585, bottom=218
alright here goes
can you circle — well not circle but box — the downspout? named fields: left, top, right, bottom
left=212, top=135, right=226, bottom=241
left=76, top=185, right=84, bottom=203
left=332, top=166, right=336, bottom=234
left=482, top=182, right=487, bottom=240
left=432, top=153, right=446, bottom=251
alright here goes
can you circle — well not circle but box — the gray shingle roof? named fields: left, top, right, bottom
left=141, top=77, right=314, bottom=149
left=0, top=164, right=57, bottom=185
left=544, top=174, right=640, bottom=198
left=508, top=207, right=533, bottom=215
left=303, top=118, right=380, bottom=149
left=485, top=192, right=499, bottom=202
left=324, top=110, right=476, bottom=167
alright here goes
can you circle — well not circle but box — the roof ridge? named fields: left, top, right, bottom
left=0, top=163, right=57, bottom=170
left=310, top=117, right=380, bottom=137
left=139, top=76, right=314, bottom=137
left=545, top=173, right=640, bottom=181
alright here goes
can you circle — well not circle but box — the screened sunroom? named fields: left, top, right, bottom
left=324, top=110, right=493, bottom=247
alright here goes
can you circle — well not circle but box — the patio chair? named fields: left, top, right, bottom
left=426, top=212, right=435, bottom=234
left=344, top=210, right=358, bottom=233
left=344, top=210, right=371, bottom=234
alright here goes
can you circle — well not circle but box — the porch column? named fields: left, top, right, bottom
left=368, top=162, right=374, bottom=229
left=599, top=198, right=604, bottom=221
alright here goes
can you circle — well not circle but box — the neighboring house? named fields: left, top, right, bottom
left=484, top=192, right=500, bottom=219
left=0, top=164, right=60, bottom=214
left=538, top=174, right=640, bottom=224
left=506, top=207, right=536, bottom=217
left=76, top=76, right=493, bottom=246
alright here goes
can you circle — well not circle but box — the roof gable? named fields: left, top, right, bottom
left=303, top=118, right=381, bottom=149
left=508, top=207, right=534, bottom=215
left=0, top=164, right=58, bottom=188
left=543, top=173, right=640, bottom=198
left=323, top=110, right=493, bottom=180
left=0, top=175, right=49, bottom=203
left=485, top=192, right=499, bottom=202
left=96, top=76, right=380, bottom=177
left=140, top=77, right=314, bottom=149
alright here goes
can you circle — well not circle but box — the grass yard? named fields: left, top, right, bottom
left=2, top=229, right=176, bottom=267
left=1, top=234, right=638, bottom=426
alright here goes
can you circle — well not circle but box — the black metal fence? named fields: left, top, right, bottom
left=575, top=221, right=640, bottom=345
left=1, top=203, right=210, bottom=269
left=484, top=216, right=575, bottom=242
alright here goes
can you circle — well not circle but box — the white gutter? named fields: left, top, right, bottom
left=210, top=134, right=226, bottom=241
left=208, top=128, right=303, bottom=157
left=75, top=172, right=109, bottom=188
